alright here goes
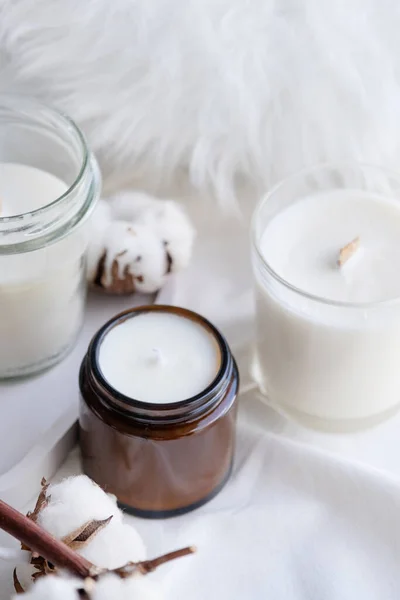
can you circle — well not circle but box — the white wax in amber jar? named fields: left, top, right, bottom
left=254, top=189, right=400, bottom=425
left=98, top=311, right=222, bottom=403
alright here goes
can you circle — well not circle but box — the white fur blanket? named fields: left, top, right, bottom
left=1, top=0, right=400, bottom=203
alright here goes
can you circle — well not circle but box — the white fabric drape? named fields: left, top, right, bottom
left=2, top=189, right=400, bottom=599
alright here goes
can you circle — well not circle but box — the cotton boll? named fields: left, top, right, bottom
left=15, top=562, right=67, bottom=594
left=107, top=492, right=118, bottom=504
left=94, top=574, right=163, bottom=600
left=110, top=192, right=195, bottom=271
left=104, top=190, right=195, bottom=271
left=88, top=220, right=168, bottom=294
left=78, top=520, right=146, bottom=569
left=37, top=475, right=123, bottom=539
left=144, top=200, right=195, bottom=272
left=36, top=476, right=147, bottom=565
left=18, top=475, right=147, bottom=591
left=13, top=575, right=81, bottom=600
left=87, top=191, right=194, bottom=294
left=127, top=226, right=169, bottom=293
left=12, top=573, right=163, bottom=600
left=120, top=576, right=163, bottom=600
left=16, top=474, right=126, bottom=591
left=91, top=574, right=125, bottom=600
left=18, top=574, right=163, bottom=600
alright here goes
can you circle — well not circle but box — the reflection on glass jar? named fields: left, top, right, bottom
left=0, top=96, right=101, bottom=378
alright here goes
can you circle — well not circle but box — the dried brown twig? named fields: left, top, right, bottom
left=0, top=479, right=195, bottom=594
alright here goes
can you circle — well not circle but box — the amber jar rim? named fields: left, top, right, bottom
left=84, top=305, right=235, bottom=425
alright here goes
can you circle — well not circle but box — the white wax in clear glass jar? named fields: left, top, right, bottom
left=98, top=312, right=222, bottom=403
left=254, top=189, right=400, bottom=425
left=0, top=163, right=67, bottom=215
left=259, top=191, right=400, bottom=303
left=0, top=164, right=89, bottom=377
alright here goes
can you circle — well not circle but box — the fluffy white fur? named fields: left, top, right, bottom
left=1, top=1, right=400, bottom=203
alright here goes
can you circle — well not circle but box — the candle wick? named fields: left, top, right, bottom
left=337, top=236, right=360, bottom=267
left=150, top=347, right=163, bottom=365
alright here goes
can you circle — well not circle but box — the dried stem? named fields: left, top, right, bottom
left=0, top=499, right=96, bottom=579
left=116, top=546, right=196, bottom=578
left=141, top=546, right=196, bottom=572
left=0, top=497, right=195, bottom=585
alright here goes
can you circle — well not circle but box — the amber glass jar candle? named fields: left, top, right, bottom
left=79, top=305, right=239, bottom=518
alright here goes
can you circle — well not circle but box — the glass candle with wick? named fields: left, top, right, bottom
left=79, top=305, right=239, bottom=518
left=0, top=96, right=101, bottom=379
left=252, top=163, right=400, bottom=431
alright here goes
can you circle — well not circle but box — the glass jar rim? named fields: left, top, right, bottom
left=0, top=95, right=101, bottom=253
left=251, top=161, right=400, bottom=309
left=0, top=95, right=89, bottom=223
left=84, top=305, right=234, bottom=424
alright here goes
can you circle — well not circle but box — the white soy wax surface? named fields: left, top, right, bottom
left=0, top=163, right=67, bottom=214
left=98, top=312, right=222, bottom=403
left=254, top=189, right=400, bottom=425
left=0, top=163, right=87, bottom=377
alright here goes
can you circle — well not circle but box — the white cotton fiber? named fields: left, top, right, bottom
left=87, top=192, right=195, bottom=293
left=37, top=475, right=123, bottom=539
left=18, top=573, right=163, bottom=600
left=16, top=475, right=147, bottom=591
left=109, top=192, right=196, bottom=270
left=12, top=575, right=81, bottom=600
left=98, top=221, right=167, bottom=293
left=93, top=573, right=163, bottom=600
left=77, top=520, right=146, bottom=569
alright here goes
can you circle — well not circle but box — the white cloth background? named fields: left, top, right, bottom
left=2, top=188, right=400, bottom=599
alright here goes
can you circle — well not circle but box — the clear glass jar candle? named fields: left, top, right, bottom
left=252, top=164, right=400, bottom=431
left=79, top=305, right=239, bottom=518
left=0, top=96, right=101, bottom=378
